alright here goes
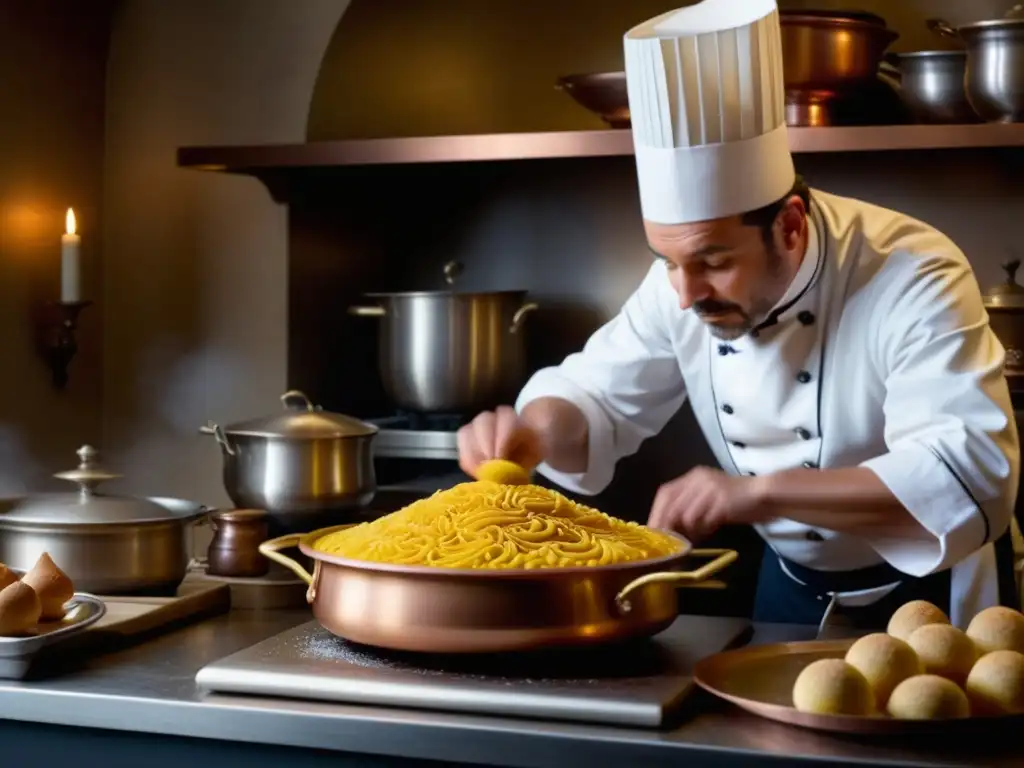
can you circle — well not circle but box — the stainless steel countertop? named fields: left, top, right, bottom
left=0, top=611, right=1018, bottom=768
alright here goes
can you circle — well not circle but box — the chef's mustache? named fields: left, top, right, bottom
left=693, top=299, right=745, bottom=317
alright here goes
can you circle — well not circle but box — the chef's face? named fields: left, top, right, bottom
left=645, top=196, right=808, bottom=340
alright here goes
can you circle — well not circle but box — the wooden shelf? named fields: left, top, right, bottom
left=178, top=123, right=1024, bottom=175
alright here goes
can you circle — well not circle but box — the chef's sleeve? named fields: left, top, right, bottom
left=860, top=251, right=1019, bottom=577
left=515, top=261, right=687, bottom=495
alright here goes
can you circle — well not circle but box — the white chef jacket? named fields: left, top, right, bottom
left=516, top=189, right=1020, bottom=628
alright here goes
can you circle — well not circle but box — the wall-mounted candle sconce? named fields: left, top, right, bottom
left=37, top=208, right=91, bottom=389
left=39, top=299, right=92, bottom=389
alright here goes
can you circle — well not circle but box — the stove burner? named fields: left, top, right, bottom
left=366, top=411, right=468, bottom=460
left=368, top=411, right=469, bottom=433
left=297, top=633, right=683, bottom=682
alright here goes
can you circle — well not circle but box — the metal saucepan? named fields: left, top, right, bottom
left=887, top=51, right=980, bottom=124
left=349, top=261, right=539, bottom=414
left=200, top=390, right=378, bottom=530
left=0, top=445, right=209, bottom=595
left=260, top=524, right=738, bottom=653
left=928, top=17, right=1024, bottom=123
left=982, top=258, right=1024, bottom=376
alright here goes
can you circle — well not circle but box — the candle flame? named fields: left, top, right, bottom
left=65, top=208, right=77, bottom=236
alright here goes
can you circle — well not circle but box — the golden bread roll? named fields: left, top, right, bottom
left=20, top=552, right=74, bottom=621
left=792, top=658, right=875, bottom=716
left=886, top=674, right=970, bottom=720
left=844, top=632, right=922, bottom=709
left=887, top=600, right=950, bottom=642
left=0, top=564, right=17, bottom=592
left=965, top=649, right=1024, bottom=715
left=906, top=624, right=977, bottom=686
left=966, top=606, right=1024, bottom=656
left=0, top=581, right=42, bottom=636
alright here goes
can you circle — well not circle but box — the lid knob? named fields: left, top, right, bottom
left=443, top=260, right=464, bottom=286
left=280, top=390, right=320, bottom=412
left=53, top=445, right=122, bottom=500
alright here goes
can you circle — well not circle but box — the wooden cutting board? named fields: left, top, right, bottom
left=23, top=579, right=232, bottom=675
left=87, top=579, right=231, bottom=640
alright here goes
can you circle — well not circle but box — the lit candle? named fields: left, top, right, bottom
left=61, top=207, right=81, bottom=302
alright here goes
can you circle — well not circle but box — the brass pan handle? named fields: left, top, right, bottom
left=259, top=534, right=313, bottom=584
left=614, top=548, right=738, bottom=615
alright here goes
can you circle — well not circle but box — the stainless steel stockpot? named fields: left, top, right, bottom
left=201, top=390, right=378, bottom=529
left=0, top=445, right=208, bottom=594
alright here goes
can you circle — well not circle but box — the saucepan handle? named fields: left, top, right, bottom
left=509, top=303, right=539, bottom=334
left=348, top=305, right=386, bottom=317
left=614, top=548, right=739, bottom=615
left=259, top=534, right=314, bottom=585
left=199, top=422, right=236, bottom=456
left=926, top=18, right=959, bottom=39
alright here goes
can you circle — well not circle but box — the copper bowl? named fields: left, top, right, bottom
left=260, top=525, right=737, bottom=654
left=556, top=72, right=630, bottom=129
left=780, top=10, right=900, bottom=126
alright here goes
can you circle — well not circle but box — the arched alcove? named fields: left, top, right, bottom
left=305, top=0, right=686, bottom=140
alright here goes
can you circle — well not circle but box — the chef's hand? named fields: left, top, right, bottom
left=457, top=406, right=544, bottom=480
left=648, top=467, right=768, bottom=542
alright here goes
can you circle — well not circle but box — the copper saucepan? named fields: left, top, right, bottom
left=260, top=525, right=738, bottom=653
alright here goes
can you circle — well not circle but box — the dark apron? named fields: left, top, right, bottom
left=752, top=530, right=1018, bottom=628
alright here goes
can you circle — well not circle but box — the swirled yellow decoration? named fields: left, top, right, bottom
left=312, top=481, right=683, bottom=569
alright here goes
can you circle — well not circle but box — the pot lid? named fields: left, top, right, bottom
left=894, top=50, right=966, bottom=59
left=1, top=445, right=195, bottom=525
left=219, top=390, right=378, bottom=439
left=780, top=9, right=889, bottom=27
left=983, top=259, right=1024, bottom=309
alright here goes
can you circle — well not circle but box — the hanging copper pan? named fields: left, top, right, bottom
left=260, top=525, right=737, bottom=654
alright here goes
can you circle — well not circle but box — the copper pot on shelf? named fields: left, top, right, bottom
left=780, top=10, right=900, bottom=127
left=983, top=259, right=1024, bottom=376
left=259, top=525, right=737, bottom=654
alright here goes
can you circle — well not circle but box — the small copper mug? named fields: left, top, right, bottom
left=206, top=509, right=270, bottom=578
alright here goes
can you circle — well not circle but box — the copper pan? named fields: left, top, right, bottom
left=260, top=524, right=737, bottom=654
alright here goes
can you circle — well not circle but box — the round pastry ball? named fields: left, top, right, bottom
left=906, top=624, right=977, bottom=685
left=966, top=606, right=1024, bottom=656
left=0, top=580, right=42, bottom=636
left=792, top=658, right=875, bottom=716
left=965, top=649, right=1024, bottom=715
left=845, top=633, right=923, bottom=708
left=888, top=600, right=950, bottom=642
left=0, top=564, right=17, bottom=592
left=887, top=674, right=971, bottom=720
left=20, top=552, right=74, bottom=621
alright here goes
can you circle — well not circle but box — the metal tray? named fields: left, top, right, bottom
left=0, top=594, right=106, bottom=679
left=693, top=639, right=1024, bottom=735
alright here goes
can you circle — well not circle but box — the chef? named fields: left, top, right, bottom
left=456, top=0, right=1021, bottom=629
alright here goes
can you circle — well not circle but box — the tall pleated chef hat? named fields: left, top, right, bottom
left=624, top=0, right=796, bottom=225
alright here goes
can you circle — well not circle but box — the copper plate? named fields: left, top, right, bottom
left=693, top=639, right=1024, bottom=735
